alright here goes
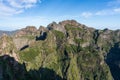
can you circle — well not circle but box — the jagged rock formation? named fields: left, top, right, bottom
left=0, top=20, right=120, bottom=80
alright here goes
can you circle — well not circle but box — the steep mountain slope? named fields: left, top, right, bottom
left=0, top=20, right=120, bottom=80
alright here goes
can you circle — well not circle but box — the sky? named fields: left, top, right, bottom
left=0, top=0, right=120, bottom=30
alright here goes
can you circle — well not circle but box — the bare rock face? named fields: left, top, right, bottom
left=25, top=26, right=37, bottom=32
left=38, top=26, right=48, bottom=35
left=38, top=26, right=48, bottom=32
left=47, top=20, right=83, bottom=34
left=13, top=38, right=29, bottom=50
left=16, top=26, right=37, bottom=37
left=0, top=34, right=19, bottom=61
left=47, top=22, right=66, bottom=33
left=59, top=20, right=80, bottom=27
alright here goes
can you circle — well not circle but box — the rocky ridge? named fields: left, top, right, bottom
left=0, top=20, right=120, bottom=80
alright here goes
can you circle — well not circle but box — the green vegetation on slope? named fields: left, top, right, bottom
left=0, top=20, right=118, bottom=80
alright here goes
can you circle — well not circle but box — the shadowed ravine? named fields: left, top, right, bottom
left=106, top=42, right=120, bottom=80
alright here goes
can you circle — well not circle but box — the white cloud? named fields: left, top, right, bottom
left=7, top=0, right=40, bottom=8
left=114, top=8, right=120, bottom=12
left=81, top=7, right=120, bottom=18
left=95, top=9, right=115, bottom=16
left=81, top=0, right=120, bottom=18
left=95, top=7, right=120, bottom=16
left=81, top=12, right=93, bottom=18
left=94, top=0, right=120, bottom=16
left=0, top=0, right=40, bottom=16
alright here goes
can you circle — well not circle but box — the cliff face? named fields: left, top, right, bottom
left=0, top=20, right=120, bottom=80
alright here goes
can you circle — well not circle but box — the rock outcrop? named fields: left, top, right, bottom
left=15, top=26, right=37, bottom=37
left=47, top=21, right=66, bottom=33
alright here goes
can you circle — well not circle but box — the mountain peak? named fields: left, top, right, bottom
left=59, top=20, right=80, bottom=27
